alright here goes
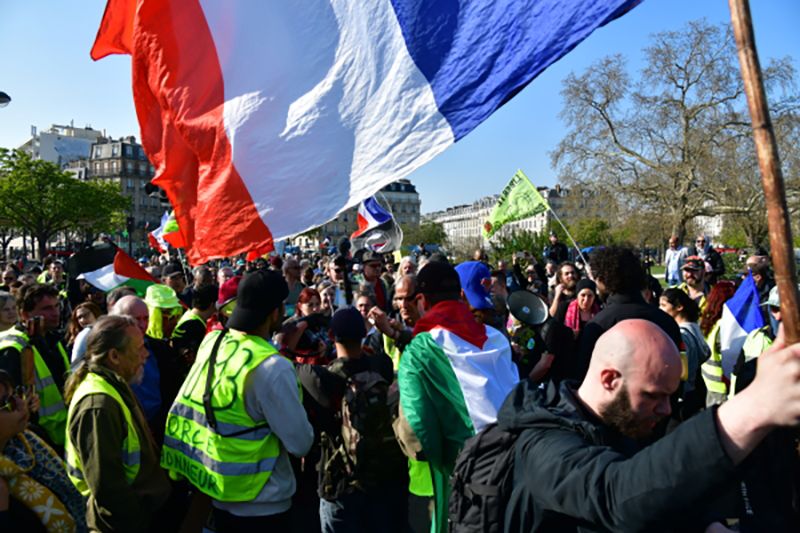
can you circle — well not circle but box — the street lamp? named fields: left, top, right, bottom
left=0, top=92, right=10, bottom=108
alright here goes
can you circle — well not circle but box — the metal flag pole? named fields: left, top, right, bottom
left=728, top=0, right=799, bottom=343
left=548, top=207, right=589, bottom=267
left=176, top=247, right=192, bottom=284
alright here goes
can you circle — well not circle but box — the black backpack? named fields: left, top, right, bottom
left=449, top=423, right=519, bottom=533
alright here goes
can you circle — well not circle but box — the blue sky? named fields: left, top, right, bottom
left=1, top=1, right=797, bottom=214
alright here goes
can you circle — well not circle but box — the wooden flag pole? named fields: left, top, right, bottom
left=728, top=0, right=799, bottom=344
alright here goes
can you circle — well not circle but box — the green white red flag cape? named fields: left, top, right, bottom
left=67, top=243, right=158, bottom=297
left=398, top=300, right=519, bottom=533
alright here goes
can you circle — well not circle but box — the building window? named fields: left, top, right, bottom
left=127, top=179, right=134, bottom=189
left=112, top=144, right=119, bottom=156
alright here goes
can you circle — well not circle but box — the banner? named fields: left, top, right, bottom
left=483, top=170, right=550, bottom=238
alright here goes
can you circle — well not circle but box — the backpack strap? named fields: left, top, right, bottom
left=202, top=329, right=270, bottom=438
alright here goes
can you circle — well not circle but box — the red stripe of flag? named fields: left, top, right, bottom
left=93, top=0, right=273, bottom=264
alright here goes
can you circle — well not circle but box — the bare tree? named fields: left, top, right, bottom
left=552, top=20, right=799, bottom=242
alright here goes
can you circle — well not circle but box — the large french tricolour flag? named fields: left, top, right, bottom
left=719, top=274, right=764, bottom=376
left=92, top=0, right=642, bottom=264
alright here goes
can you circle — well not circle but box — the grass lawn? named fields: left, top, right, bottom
left=649, top=264, right=668, bottom=287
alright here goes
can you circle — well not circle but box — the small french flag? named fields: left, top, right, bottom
left=719, top=273, right=764, bottom=376
left=351, top=197, right=392, bottom=239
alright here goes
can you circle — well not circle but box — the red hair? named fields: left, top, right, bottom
left=295, top=288, right=321, bottom=316
left=699, top=281, right=737, bottom=336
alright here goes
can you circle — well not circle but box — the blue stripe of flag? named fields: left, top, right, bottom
left=727, top=273, right=764, bottom=333
left=389, top=0, right=643, bottom=140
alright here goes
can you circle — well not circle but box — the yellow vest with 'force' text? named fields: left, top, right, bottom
left=161, top=330, right=282, bottom=501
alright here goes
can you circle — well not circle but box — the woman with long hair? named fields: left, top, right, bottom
left=65, top=302, right=103, bottom=362
left=660, top=288, right=710, bottom=417
left=696, top=280, right=737, bottom=405
left=699, top=280, right=737, bottom=337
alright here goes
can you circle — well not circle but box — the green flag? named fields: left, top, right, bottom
left=483, top=170, right=550, bottom=238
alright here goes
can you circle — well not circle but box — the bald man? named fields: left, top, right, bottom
left=500, top=319, right=800, bottom=532
left=111, top=295, right=182, bottom=445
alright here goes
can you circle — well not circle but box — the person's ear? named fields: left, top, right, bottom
left=416, top=293, right=428, bottom=314
left=107, top=347, right=122, bottom=367
left=599, top=367, right=622, bottom=392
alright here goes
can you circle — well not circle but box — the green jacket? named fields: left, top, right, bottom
left=67, top=365, right=170, bottom=532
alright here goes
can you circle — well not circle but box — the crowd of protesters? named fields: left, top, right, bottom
left=0, top=230, right=799, bottom=532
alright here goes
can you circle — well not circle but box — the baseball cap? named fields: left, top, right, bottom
left=227, top=270, right=288, bottom=331
left=455, top=261, right=493, bottom=310
left=417, top=261, right=461, bottom=296
left=329, top=307, right=367, bottom=341
left=682, top=256, right=704, bottom=271
left=763, top=284, right=800, bottom=308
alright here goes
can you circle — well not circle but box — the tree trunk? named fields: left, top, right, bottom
left=37, top=234, right=49, bottom=261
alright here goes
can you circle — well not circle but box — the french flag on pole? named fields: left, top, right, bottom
left=148, top=211, right=170, bottom=254
left=352, top=197, right=392, bottom=239
left=91, top=0, right=641, bottom=264
left=719, top=274, right=765, bottom=376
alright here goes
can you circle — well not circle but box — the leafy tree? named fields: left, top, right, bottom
left=489, top=222, right=575, bottom=264
left=490, top=229, right=549, bottom=264
left=719, top=221, right=749, bottom=249
left=401, top=221, right=448, bottom=249
left=0, top=225, right=17, bottom=260
left=552, top=19, right=799, bottom=241
left=0, top=150, right=130, bottom=259
left=568, top=218, right=613, bottom=248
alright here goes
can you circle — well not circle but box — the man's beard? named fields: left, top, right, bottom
left=129, top=366, right=145, bottom=386
left=600, top=385, right=658, bottom=440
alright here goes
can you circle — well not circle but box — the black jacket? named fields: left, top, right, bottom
left=577, top=292, right=681, bottom=380
left=544, top=242, right=570, bottom=264
left=687, top=245, right=725, bottom=280
left=500, top=380, right=737, bottom=532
